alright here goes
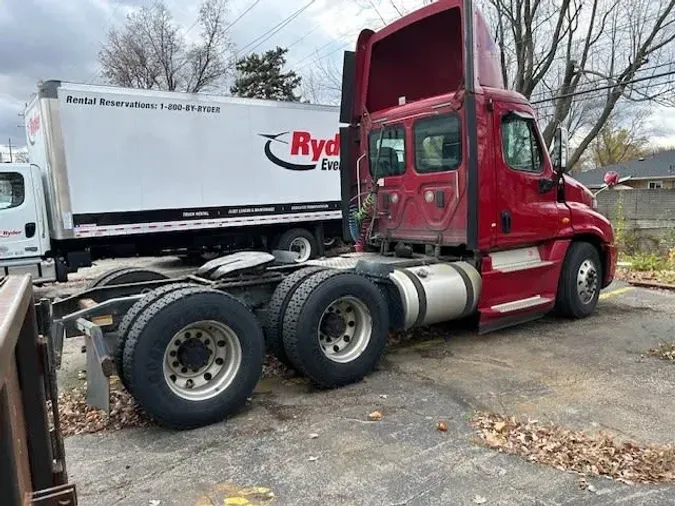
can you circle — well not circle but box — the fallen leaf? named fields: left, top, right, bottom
left=473, top=495, right=487, bottom=504
left=471, top=411, right=675, bottom=485
left=224, top=498, right=250, bottom=505
left=436, top=421, right=448, bottom=432
left=368, top=411, right=384, bottom=421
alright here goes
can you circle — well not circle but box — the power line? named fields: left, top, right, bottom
left=528, top=62, right=675, bottom=100
left=235, top=0, right=316, bottom=56
left=292, top=38, right=347, bottom=68
left=530, top=69, right=675, bottom=104
left=295, top=42, right=350, bottom=71
left=286, top=25, right=321, bottom=50
left=224, top=0, right=263, bottom=32
left=83, top=0, right=133, bottom=84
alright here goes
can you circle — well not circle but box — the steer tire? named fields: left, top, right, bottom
left=89, top=267, right=169, bottom=288
left=556, top=241, right=602, bottom=319
left=115, top=282, right=199, bottom=392
left=122, top=287, right=264, bottom=430
left=276, top=228, right=318, bottom=263
left=263, top=266, right=327, bottom=367
left=282, top=270, right=389, bottom=388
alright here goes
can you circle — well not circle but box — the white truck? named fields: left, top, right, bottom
left=0, top=81, right=342, bottom=283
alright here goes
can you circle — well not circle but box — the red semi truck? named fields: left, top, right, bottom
left=42, top=0, right=617, bottom=430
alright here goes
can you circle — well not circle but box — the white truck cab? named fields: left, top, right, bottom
left=0, top=163, right=56, bottom=283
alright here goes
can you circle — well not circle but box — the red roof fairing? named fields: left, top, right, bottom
left=353, top=0, right=503, bottom=119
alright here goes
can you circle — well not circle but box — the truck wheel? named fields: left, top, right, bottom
left=89, top=267, right=168, bottom=288
left=115, top=282, right=199, bottom=391
left=263, top=266, right=326, bottom=366
left=276, top=228, right=318, bottom=263
left=556, top=242, right=602, bottom=319
left=122, top=287, right=264, bottom=429
left=282, top=270, right=389, bottom=388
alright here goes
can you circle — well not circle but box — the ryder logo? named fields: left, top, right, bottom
left=27, top=114, right=41, bottom=145
left=259, top=131, right=340, bottom=171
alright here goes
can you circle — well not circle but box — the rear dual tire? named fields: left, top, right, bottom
left=119, top=287, right=264, bottom=429
left=263, top=266, right=326, bottom=367
left=281, top=270, right=389, bottom=389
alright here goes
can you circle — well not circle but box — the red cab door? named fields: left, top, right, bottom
left=493, top=104, right=560, bottom=249
left=374, top=110, right=467, bottom=245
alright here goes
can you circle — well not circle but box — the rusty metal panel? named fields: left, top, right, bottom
left=0, top=275, right=77, bottom=505
left=27, top=483, right=78, bottom=505
left=0, top=365, right=31, bottom=505
left=0, top=276, right=33, bottom=389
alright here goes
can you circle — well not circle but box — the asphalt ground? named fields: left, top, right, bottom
left=43, top=259, right=675, bottom=506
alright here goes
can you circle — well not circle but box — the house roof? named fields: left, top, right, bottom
left=574, top=150, right=675, bottom=187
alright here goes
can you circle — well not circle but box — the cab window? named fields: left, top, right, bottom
left=0, top=173, right=25, bottom=210
left=414, top=114, right=462, bottom=173
left=501, top=114, right=543, bottom=173
left=368, top=126, right=406, bottom=177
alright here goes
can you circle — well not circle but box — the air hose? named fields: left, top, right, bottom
left=350, top=193, right=375, bottom=252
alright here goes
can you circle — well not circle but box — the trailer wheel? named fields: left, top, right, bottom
left=89, top=267, right=168, bottom=288
left=282, top=270, right=389, bottom=388
left=115, top=282, right=199, bottom=391
left=263, top=266, right=326, bottom=366
left=556, top=242, right=602, bottom=319
left=122, top=287, right=264, bottom=429
left=276, top=228, right=318, bottom=263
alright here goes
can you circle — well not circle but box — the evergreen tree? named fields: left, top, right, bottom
left=230, top=47, right=302, bottom=101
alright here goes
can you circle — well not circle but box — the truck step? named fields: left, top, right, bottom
left=493, top=259, right=554, bottom=273
left=490, top=295, right=553, bottom=313
left=489, top=247, right=554, bottom=273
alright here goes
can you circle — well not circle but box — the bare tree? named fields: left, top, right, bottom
left=300, top=59, right=342, bottom=104
left=483, top=0, right=675, bottom=167
left=99, top=0, right=233, bottom=93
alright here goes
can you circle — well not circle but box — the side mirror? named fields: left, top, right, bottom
left=551, top=125, right=569, bottom=174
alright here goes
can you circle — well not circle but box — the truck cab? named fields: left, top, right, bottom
left=340, top=0, right=617, bottom=331
left=0, top=164, right=56, bottom=283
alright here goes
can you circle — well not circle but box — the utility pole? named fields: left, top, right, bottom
left=7, top=138, right=13, bottom=163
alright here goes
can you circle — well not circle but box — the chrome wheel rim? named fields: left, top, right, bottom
left=318, top=296, right=372, bottom=363
left=289, top=237, right=312, bottom=263
left=163, top=320, right=242, bottom=401
left=577, top=259, right=599, bottom=305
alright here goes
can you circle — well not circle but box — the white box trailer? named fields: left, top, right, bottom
left=0, top=81, right=343, bottom=283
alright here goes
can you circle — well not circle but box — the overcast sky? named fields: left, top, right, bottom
left=1, top=0, right=674, bottom=149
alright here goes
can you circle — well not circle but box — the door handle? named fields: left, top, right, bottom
left=25, top=222, right=36, bottom=238
left=501, top=211, right=511, bottom=233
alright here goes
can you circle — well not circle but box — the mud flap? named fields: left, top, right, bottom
left=76, top=318, right=115, bottom=412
